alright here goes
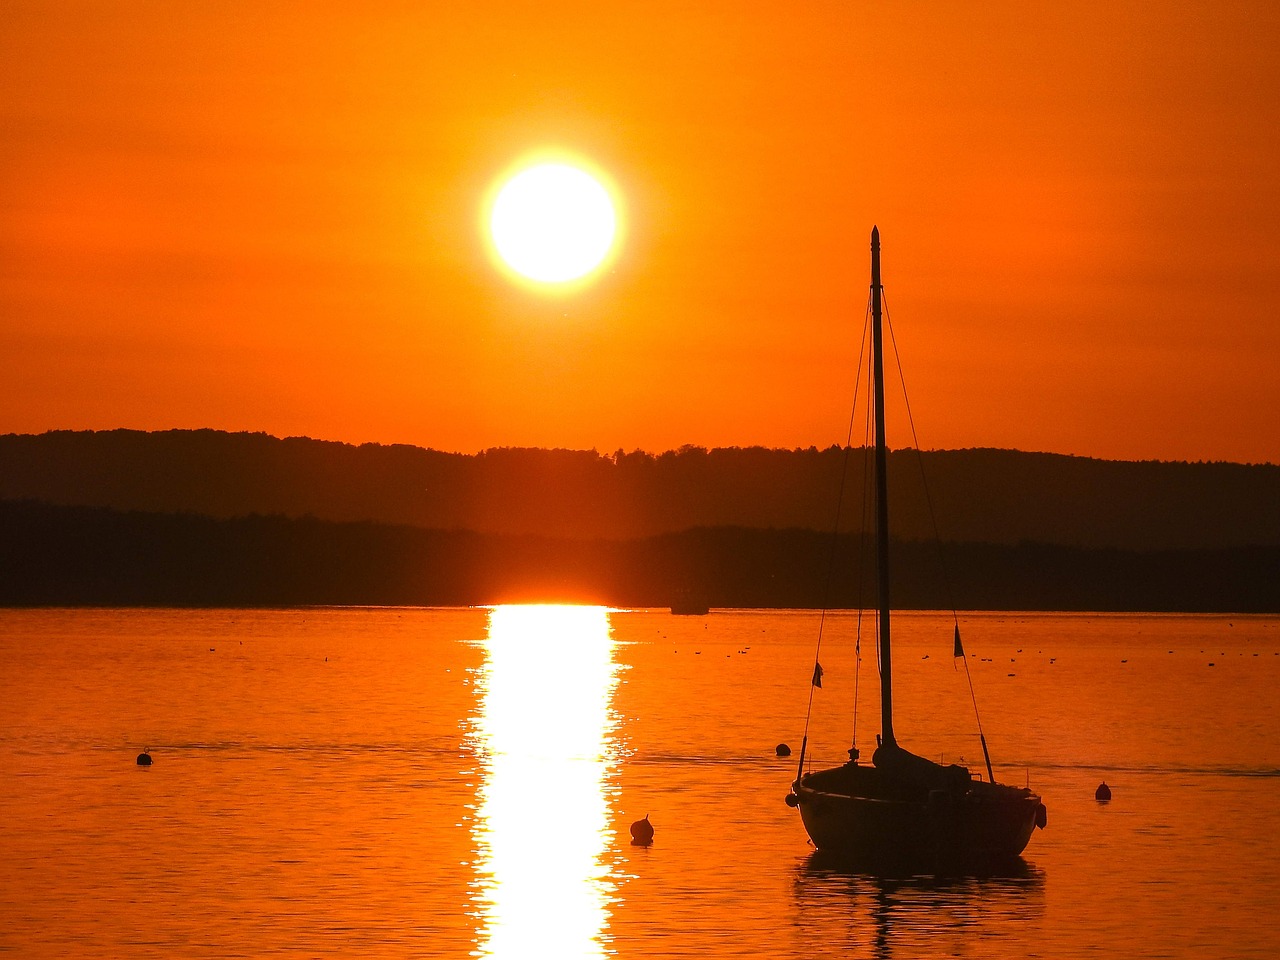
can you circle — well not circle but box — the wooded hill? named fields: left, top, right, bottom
left=3, top=430, right=1278, bottom=610
left=3, top=500, right=1276, bottom=612
left=2, top=429, right=1278, bottom=550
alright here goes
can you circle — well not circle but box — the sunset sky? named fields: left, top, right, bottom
left=3, top=1, right=1277, bottom=464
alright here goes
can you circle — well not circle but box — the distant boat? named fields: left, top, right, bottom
left=670, top=590, right=710, bottom=616
left=786, top=227, right=1046, bottom=868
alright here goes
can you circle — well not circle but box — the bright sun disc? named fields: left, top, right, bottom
left=489, top=163, right=617, bottom=284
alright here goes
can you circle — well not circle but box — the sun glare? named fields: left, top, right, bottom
left=487, top=161, right=618, bottom=285
left=470, top=604, right=620, bottom=958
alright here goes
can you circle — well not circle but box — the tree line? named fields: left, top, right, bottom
left=3, top=499, right=1276, bottom=612
left=2, top=429, right=1279, bottom=550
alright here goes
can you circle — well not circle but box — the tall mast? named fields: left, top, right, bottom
left=870, top=226, right=895, bottom=748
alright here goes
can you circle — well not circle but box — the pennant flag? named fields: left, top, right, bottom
left=812, top=662, right=824, bottom=688
left=953, top=625, right=965, bottom=659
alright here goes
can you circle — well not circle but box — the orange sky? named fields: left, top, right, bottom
left=2, top=1, right=1277, bottom=463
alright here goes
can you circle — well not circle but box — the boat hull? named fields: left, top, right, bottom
left=793, top=764, right=1042, bottom=868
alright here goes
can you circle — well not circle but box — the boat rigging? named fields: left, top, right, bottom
left=785, top=227, right=1047, bottom=868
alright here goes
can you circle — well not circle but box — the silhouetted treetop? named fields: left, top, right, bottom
left=1, top=429, right=1277, bottom=549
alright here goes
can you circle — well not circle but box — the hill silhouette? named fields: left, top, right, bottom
left=4, top=430, right=1278, bottom=610
left=3, top=500, right=1276, bottom=611
left=2, top=429, right=1278, bottom=550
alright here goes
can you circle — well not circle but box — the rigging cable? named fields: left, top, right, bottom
left=851, top=313, right=878, bottom=759
left=882, top=291, right=996, bottom=783
left=797, top=289, right=873, bottom=782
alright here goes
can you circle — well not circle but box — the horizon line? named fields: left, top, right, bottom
left=3, top=426, right=1277, bottom=469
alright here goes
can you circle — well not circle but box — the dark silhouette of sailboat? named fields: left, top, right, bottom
left=670, top=587, right=710, bottom=616
left=786, top=227, right=1046, bottom=868
left=670, top=598, right=710, bottom=616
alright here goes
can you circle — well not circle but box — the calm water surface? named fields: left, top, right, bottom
left=2, top=607, right=1279, bottom=958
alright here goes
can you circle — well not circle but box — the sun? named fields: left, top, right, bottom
left=487, top=161, right=618, bottom=285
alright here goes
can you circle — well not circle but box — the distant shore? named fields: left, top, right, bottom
left=4, top=429, right=1279, bottom=551
left=3, top=500, right=1276, bottom=613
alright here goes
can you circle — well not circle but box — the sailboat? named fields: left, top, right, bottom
left=786, top=227, right=1046, bottom=867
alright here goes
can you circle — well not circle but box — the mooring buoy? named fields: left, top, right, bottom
left=629, top=814, right=654, bottom=846
left=136, top=749, right=153, bottom=766
left=775, top=743, right=791, bottom=757
left=1095, top=781, right=1111, bottom=802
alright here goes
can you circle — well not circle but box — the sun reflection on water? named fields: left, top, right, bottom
left=471, top=604, right=621, bottom=959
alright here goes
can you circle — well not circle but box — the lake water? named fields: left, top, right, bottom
left=2, top=607, right=1278, bottom=958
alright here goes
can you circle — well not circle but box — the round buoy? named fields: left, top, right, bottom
left=775, top=743, right=791, bottom=757
left=136, top=750, right=153, bottom=766
left=629, top=814, right=655, bottom=846
left=1095, top=781, right=1111, bottom=802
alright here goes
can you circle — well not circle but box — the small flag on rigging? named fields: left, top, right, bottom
left=812, top=662, right=824, bottom=688
left=953, top=624, right=965, bottom=661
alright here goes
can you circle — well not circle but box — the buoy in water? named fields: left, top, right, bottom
left=775, top=743, right=791, bottom=757
left=136, top=749, right=153, bottom=766
left=1095, top=781, right=1111, bottom=802
left=630, top=814, right=655, bottom=846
